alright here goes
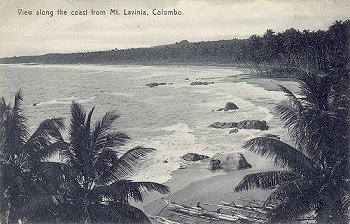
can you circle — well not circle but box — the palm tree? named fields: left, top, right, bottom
left=235, top=72, right=349, bottom=223
left=27, top=102, right=170, bottom=223
left=0, top=90, right=66, bottom=223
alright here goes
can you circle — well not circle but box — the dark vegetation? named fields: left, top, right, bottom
left=1, top=20, right=349, bottom=76
left=0, top=94, right=169, bottom=223
left=234, top=21, right=349, bottom=224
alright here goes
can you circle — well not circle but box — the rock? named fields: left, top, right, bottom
left=163, top=160, right=168, bottom=163
left=229, top=128, right=239, bottom=134
left=210, top=153, right=252, bottom=171
left=236, top=120, right=269, bottom=130
left=146, top=82, right=167, bottom=88
left=32, top=103, right=38, bottom=106
left=190, top=81, right=214, bottom=86
left=185, top=78, right=190, bottom=80
left=209, top=120, right=268, bottom=130
left=209, top=122, right=238, bottom=129
left=209, top=159, right=221, bottom=171
left=182, top=153, right=210, bottom=161
left=223, top=102, right=239, bottom=111
left=263, top=134, right=280, bottom=139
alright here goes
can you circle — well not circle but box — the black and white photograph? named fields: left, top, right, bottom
left=0, top=0, right=349, bottom=223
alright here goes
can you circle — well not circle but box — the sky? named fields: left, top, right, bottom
left=0, top=0, right=349, bottom=57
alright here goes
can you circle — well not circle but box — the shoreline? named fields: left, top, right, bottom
left=138, top=151, right=281, bottom=222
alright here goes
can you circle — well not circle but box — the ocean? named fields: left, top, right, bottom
left=0, top=64, right=299, bottom=183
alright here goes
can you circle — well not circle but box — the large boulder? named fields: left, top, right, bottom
left=182, top=153, right=210, bottom=161
left=217, top=102, right=239, bottom=111
left=236, top=120, right=269, bottom=130
left=209, top=153, right=252, bottom=171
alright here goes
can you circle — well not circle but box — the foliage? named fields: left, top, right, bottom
left=22, top=102, right=170, bottom=223
left=0, top=90, right=65, bottom=223
left=235, top=71, right=349, bottom=223
left=0, top=94, right=169, bottom=224
left=1, top=20, right=349, bottom=73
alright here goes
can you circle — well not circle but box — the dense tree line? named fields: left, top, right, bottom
left=1, top=20, right=348, bottom=75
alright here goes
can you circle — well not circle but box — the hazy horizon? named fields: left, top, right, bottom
left=1, top=0, right=349, bottom=58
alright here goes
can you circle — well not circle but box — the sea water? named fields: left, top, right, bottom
left=0, top=64, right=298, bottom=183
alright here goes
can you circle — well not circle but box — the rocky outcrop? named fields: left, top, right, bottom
left=209, top=120, right=269, bottom=130
left=190, top=81, right=214, bottom=86
left=217, top=102, right=239, bottom=111
left=182, top=153, right=210, bottom=161
left=146, top=82, right=167, bottom=88
left=209, top=153, right=252, bottom=171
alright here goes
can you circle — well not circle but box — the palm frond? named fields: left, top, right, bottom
left=22, top=194, right=64, bottom=223
left=267, top=190, right=318, bottom=222
left=91, top=111, right=127, bottom=151
left=32, top=161, right=82, bottom=193
left=1, top=90, right=29, bottom=155
left=111, top=146, right=155, bottom=181
left=93, top=111, right=120, bottom=135
left=92, top=180, right=169, bottom=203
left=24, top=118, right=66, bottom=161
left=89, top=202, right=151, bottom=224
left=234, top=171, right=300, bottom=192
left=69, top=101, right=86, bottom=146
left=243, top=137, right=319, bottom=173
left=266, top=177, right=318, bottom=203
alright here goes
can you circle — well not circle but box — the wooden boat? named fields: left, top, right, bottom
left=149, top=215, right=181, bottom=224
left=162, top=199, right=241, bottom=222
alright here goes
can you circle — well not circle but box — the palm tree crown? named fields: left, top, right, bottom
left=0, top=90, right=65, bottom=223
left=235, top=72, right=349, bottom=223
left=29, top=102, right=170, bottom=223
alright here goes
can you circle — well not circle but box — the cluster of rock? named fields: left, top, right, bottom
left=146, top=82, right=167, bottom=88
left=181, top=152, right=252, bottom=171
left=190, top=81, right=215, bottom=86
left=209, top=120, right=269, bottom=130
left=217, top=102, right=239, bottom=111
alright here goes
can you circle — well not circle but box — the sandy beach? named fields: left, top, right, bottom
left=136, top=149, right=283, bottom=223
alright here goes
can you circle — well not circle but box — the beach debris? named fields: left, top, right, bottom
left=148, top=215, right=181, bottom=224
left=179, top=163, right=187, bottom=169
left=146, top=82, right=167, bottom=88
left=209, top=120, right=269, bottom=130
left=217, top=102, right=239, bottom=111
left=181, top=153, right=210, bottom=161
left=32, top=102, right=38, bottom=106
left=190, top=81, right=214, bottom=86
left=209, top=153, right=252, bottom=171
